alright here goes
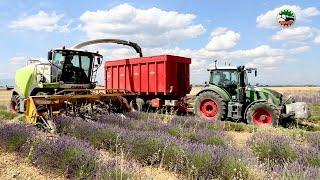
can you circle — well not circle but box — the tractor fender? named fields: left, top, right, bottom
left=244, top=100, right=268, bottom=118
left=195, top=87, right=231, bottom=102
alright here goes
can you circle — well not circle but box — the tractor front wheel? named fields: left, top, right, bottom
left=246, top=102, right=279, bottom=126
left=194, top=91, right=226, bottom=122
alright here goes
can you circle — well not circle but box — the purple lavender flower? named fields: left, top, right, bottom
left=0, top=123, right=36, bottom=153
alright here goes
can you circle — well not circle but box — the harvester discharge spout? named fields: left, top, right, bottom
left=72, top=39, right=143, bottom=57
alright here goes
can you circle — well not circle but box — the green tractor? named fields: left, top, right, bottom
left=194, top=65, right=310, bottom=126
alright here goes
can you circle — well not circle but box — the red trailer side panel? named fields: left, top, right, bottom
left=105, top=55, right=191, bottom=97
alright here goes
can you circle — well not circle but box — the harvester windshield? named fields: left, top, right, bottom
left=50, top=50, right=102, bottom=84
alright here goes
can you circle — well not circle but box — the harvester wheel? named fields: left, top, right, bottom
left=246, top=102, right=280, bottom=126
left=130, top=98, right=145, bottom=112
left=10, top=95, right=21, bottom=113
left=194, top=91, right=226, bottom=122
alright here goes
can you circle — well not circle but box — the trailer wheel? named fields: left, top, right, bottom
left=194, top=91, right=226, bottom=122
left=246, top=102, right=279, bottom=126
left=130, top=98, right=145, bottom=112
left=10, top=94, right=21, bottom=113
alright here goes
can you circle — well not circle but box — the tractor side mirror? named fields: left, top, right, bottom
left=48, top=51, right=53, bottom=61
left=255, top=70, right=257, bottom=77
left=97, top=57, right=101, bottom=65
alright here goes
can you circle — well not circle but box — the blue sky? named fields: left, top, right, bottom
left=0, top=0, right=319, bottom=85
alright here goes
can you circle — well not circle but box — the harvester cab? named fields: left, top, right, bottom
left=47, top=48, right=102, bottom=88
left=194, top=64, right=310, bottom=126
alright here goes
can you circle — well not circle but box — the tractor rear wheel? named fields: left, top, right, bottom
left=194, top=91, right=226, bottom=122
left=246, top=102, right=279, bottom=126
left=10, top=95, right=21, bottom=113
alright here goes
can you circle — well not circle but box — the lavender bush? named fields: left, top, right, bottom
left=247, top=132, right=298, bottom=165
left=125, top=112, right=257, bottom=133
left=293, top=145, right=320, bottom=169
left=91, top=113, right=232, bottom=147
left=0, top=123, right=135, bottom=179
left=0, top=123, right=36, bottom=152
left=306, top=132, right=320, bottom=150
left=270, top=161, right=320, bottom=180
left=32, top=136, right=99, bottom=179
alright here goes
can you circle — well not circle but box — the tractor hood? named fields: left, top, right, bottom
left=246, top=86, right=283, bottom=106
left=261, top=88, right=283, bottom=99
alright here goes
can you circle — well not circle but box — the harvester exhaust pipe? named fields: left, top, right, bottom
left=73, top=39, right=143, bottom=57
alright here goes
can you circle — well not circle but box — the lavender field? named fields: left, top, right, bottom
left=1, top=111, right=320, bottom=179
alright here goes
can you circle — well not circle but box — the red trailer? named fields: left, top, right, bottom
left=105, top=55, right=191, bottom=112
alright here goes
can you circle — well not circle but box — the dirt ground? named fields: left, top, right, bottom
left=0, top=89, right=11, bottom=104
left=0, top=150, right=65, bottom=180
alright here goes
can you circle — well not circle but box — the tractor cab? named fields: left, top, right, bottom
left=207, top=66, right=257, bottom=101
left=47, top=48, right=102, bottom=86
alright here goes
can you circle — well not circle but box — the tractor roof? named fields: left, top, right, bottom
left=207, top=66, right=238, bottom=71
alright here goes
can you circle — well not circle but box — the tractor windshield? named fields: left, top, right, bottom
left=209, top=70, right=239, bottom=86
left=209, top=70, right=239, bottom=96
left=51, top=50, right=94, bottom=84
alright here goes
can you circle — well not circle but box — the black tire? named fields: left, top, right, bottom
left=194, top=91, right=226, bottom=122
left=10, top=94, right=21, bottom=113
left=130, top=98, right=145, bottom=112
left=246, top=102, right=280, bottom=126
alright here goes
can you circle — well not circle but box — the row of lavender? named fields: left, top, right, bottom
left=2, top=112, right=320, bottom=179
left=54, top=114, right=320, bottom=179
left=54, top=116, right=256, bottom=179
left=0, top=123, right=134, bottom=179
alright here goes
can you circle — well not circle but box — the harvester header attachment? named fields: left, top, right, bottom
left=24, top=89, right=134, bottom=132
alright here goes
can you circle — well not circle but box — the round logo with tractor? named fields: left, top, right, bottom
left=277, top=9, right=296, bottom=28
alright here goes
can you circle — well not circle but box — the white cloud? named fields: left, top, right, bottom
left=314, top=35, right=320, bottom=44
left=79, top=3, right=205, bottom=47
left=10, top=56, right=26, bottom=65
left=9, top=11, right=69, bottom=32
left=271, top=26, right=314, bottom=43
left=256, top=5, right=320, bottom=29
left=228, top=45, right=309, bottom=68
left=205, top=27, right=240, bottom=50
left=228, top=45, right=283, bottom=58
left=288, top=46, right=310, bottom=54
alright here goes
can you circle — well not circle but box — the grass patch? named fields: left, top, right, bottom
left=0, top=110, right=18, bottom=120
left=100, top=168, right=132, bottom=180
left=0, top=104, right=7, bottom=110
left=307, top=104, right=320, bottom=123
